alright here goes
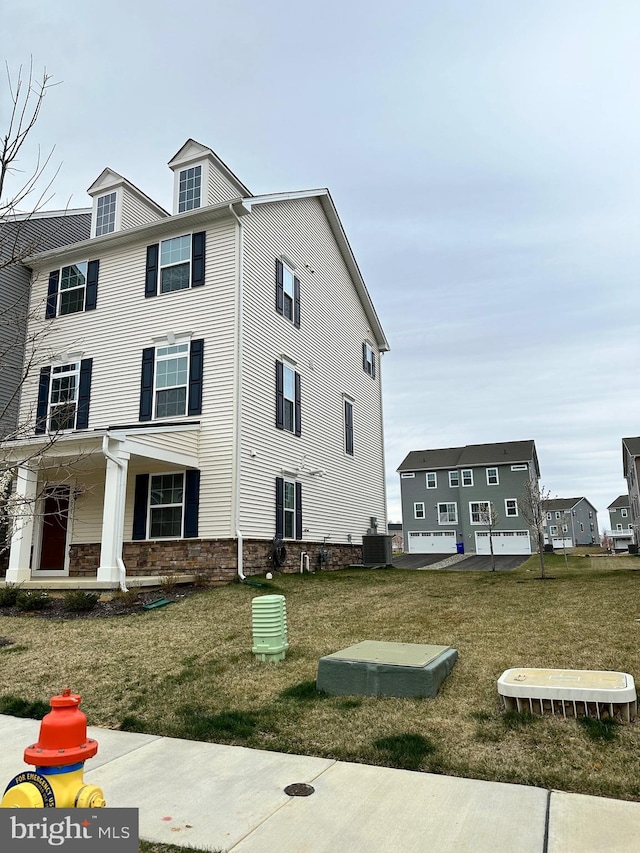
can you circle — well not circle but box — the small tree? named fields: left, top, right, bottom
left=477, top=501, right=500, bottom=571
left=520, top=479, right=552, bottom=579
left=601, top=530, right=613, bottom=553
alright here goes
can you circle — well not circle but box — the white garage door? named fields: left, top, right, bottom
left=408, top=530, right=457, bottom=554
left=475, top=530, right=532, bottom=555
left=552, top=537, right=573, bottom=549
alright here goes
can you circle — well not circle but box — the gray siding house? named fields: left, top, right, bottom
left=542, top=497, right=598, bottom=547
left=622, top=438, right=640, bottom=547
left=606, top=495, right=634, bottom=552
left=397, top=440, right=539, bottom=556
left=0, top=210, right=91, bottom=438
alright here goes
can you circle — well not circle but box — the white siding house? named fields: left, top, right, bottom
left=3, top=140, right=388, bottom=589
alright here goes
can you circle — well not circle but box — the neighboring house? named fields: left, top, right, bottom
left=542, top=497, right=598, bottom=547
left=0, top=209, right=91, bottom=438
left=3, top=139, right=389, bottom=589
left=397, top=440, right=539, bottom=556
left=605, top=495, right=634, bottom=552
left=622, top=437, right=640, bottom=547
left=388, top=522, right=403, bottom=552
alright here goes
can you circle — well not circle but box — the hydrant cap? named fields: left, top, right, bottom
left=23, top=689, right=98, bottom=767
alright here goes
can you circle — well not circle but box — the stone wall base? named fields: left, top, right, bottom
left=68, top=539, right=362, bottom=584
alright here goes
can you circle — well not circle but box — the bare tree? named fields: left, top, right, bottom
left=520, top=479, right=552, bottom=579
left=477, top=501, right=500, bottom=571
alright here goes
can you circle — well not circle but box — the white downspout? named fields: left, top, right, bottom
left=102, top=435, right=129, bottom=591
left=229, top=202, right=246, bottom=581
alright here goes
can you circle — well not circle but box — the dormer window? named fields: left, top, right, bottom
left=95, top=192, right=117, bottom=236
left=178, top=165, right=202, bottom=212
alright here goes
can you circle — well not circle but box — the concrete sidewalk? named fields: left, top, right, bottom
left=1, top=714, right=639, bottom=852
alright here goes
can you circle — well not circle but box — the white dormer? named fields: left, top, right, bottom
left=168, top=139, right=252, bottom=214
left=87, top=169, right=168, bottom=237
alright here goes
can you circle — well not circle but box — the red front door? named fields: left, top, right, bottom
left=38, top=487, right=70, bottom=572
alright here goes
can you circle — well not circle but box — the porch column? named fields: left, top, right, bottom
left=97, top=445, right=129, bottom=583
left=6, top=465, right=39, bottom=583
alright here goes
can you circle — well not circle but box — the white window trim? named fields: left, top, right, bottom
left=401, top=472, right=415, bottom=479
left=363, top=341, right=375, bottom=376
left=159, top=233, right=193, bottom=293
left=91, top=186, right=122, bottom=237
left=469, top=501, right=490, bottom=525
left=414, top=502, right=425, bottom=519
left=48, top=361, right=80, bottom=432
left=147, top=470, right=186, bottom=540
left=550, top=525, right=558, bottom=535
left=282, top=478, right=297, bottom=539
left=172, top=159, right=209, bottom=214
left=621, top=508, right=628, bottom=517
left=438, top=502, right=458, bottom=524
left=511, top=464, right=528, bottom=471
left=505, top=498, right=518, bottom=518
left=448, top=470, right=459, bottom=487
left=153, top=342, right=190, bottom=419
left=461, top=469, right=474, bottom=487
left=426, top=472, right=437, bottom=489
left=486, top=467, right=499, bottom=486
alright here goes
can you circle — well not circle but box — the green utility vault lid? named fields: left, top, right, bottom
left=323, top=641, right=451, bottom=668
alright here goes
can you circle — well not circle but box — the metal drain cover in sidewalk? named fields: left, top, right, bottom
left=284, top=783, right=315, bottom=797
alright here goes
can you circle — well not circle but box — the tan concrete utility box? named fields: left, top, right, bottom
left=498, top=667, right=637, bottom=722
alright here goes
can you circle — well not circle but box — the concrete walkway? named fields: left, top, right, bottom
left=1, top=714, right=639, bottom=851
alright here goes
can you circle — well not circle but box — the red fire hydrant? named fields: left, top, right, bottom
left=1, top=688, right=106, bottom=808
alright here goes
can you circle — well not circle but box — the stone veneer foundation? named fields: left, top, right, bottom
left=68, top=539, right=363, bottom=583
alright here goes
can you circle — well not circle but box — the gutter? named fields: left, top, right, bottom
left=101, top=435, right=129, bottom=592
left=228, top=202, right=246, bottom=581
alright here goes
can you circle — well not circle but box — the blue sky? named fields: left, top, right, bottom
left=6, top=0, right=640, bottom=526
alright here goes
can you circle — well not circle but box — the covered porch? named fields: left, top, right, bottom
left=3, top=424, right=200, bottom=590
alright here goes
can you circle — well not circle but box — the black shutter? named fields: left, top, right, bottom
left=275, top=477, right=284, bottom=539
left=275, top=361, right=284, bottom=429
left=45, top=270, right=59, bottom=319
left=184, top=469, right=200, bottom=538
left=35, top=366, right=51, bottom=434
left=76, top=359, right=93, bottom=429
left=362, top=342, right=368, bottom=372
left=145, top=244, right=159, bottom=298
left=188, top=339, right=204, bottom=416
left=371, top=350, right=376, bottom=379
left=345, top=400, right=354, bottom=455
left=191, top=231, right=206, bottom=287
left=293, top=276, right=301, bottom=328
left=295, top=481, right=302, bottom=540
left=85, top=260, right=99, bottom=311
left=275, top=258, right=284, bottom=315
left=132, top=474, right=149, bottom=540
left=294, top=371, right=301, bottom=437
left=139, top=347, right=155, bottom=421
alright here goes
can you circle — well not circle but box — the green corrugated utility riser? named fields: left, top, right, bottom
left=252, top=594, right=289, bottom=662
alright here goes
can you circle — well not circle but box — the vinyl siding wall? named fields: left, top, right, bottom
left=206, top=166, right=239, bottom=206
left=120, top=189, right=165, bottom=231
left=240, top=197, right=386, bottom=545
left=21, top=215, right=238, bottom=543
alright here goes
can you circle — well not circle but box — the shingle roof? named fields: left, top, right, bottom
left=397, top=440, right=538, bottom=474
left=0, top=210, right=91, bottom=262
left=542, top=497, right=598, bottom=514
left=608, top=495, right=629, bottom=510
left=622, top=437, right=640, bottom=477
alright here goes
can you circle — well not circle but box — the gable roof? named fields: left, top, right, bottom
left=622, top=437, right=640, bottom=476
left=168, top=138, right=252, bottom=198
left=608, top=495, right=630, bottom=510
left=86, top=168, right=169, bottom=218
left=0, top=209, right=91, bottom=263
left=543, top=497, right=598, bottom=514
left=398, top=440, right=539, bottom=474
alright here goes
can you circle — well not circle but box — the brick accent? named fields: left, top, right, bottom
left=68, top=539, right=362, bottom=583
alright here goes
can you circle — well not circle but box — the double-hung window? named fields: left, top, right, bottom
left=35, top=359, right=93, bottom=434
left=178, top=165, right=202, bottom=212
left=139, top=339, right=204, bottom=421
left=550, top=525, right=558, bottom=535
left=275, top=259, right=300, bottom=326
left=132, top=469, right=200, bottom=540
left=145, top=232, right=206, bottom=297
left=276, top=361, right=301, bottom=435
left=362, top=342, right=376, bottom=378
left=95, top=192, right=117, bottom=236
left=470, top=501, right=490, bottom=524
left=486, top=467, right=499, bottom=485
left=414, top=502, right=425, bottom=519
left=461, top=469, right=473, bottom=487
left=46, top=260, right=100, bottom=318
left=275, top=477, right=302, bottom=540
left=438, top=502, right=457, bottom=524
left=622, top=508, right=628, bottom=518
left=426, top=472, right=437, bottom=489
left=505, top=499, right=518, bottom=517
left=449, top=470, right=459, bottom=487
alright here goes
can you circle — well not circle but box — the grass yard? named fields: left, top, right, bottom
left=2, top=554, right=640, bottom=803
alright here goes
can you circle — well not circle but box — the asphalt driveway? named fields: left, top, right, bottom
left=445, top=554, right=529, bottom=572
left=392, top=553, right=455, bottom=569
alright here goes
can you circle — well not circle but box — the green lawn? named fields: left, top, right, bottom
left=2, top=553, right=640, bottom=803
